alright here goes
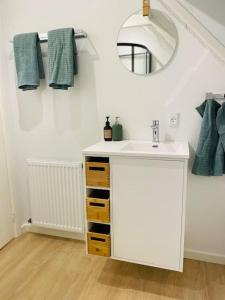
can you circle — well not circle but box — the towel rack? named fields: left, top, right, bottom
left=10, top=29, right=87, bottom=43
left=206, top=93, right=225, bottom=101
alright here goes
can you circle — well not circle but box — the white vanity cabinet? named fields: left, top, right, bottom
left=82, top=141, right=189, bottom=272
left=111, top=157, right=186, bottom=271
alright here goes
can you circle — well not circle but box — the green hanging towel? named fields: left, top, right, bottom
left=216, top=102, right=225, bottom=173
left=48, top=28, right=78, bottom=90
left=217, top=102, right=225, bottom=150
left=13, top=32, right=45, bottom=91
left=192, top=100, right=225, bottom=176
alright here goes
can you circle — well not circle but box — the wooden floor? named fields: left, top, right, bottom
left=0, top=234, right=225, bottom=300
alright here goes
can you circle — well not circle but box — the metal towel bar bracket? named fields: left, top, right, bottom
left=206, top=92, right=225, bottom=101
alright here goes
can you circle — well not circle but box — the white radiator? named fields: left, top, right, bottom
left=27, top=160, right=84, bottom=233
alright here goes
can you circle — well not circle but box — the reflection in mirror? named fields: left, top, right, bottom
left=117, top=43, right=152, bottom=75
left=117, top=10, right=178, bottom=76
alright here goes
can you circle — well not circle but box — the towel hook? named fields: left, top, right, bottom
left=206, top=92, right=225, bottom=101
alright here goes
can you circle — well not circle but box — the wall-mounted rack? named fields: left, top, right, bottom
left=206, top=93, right=225, bottom=101
left=10, top=29, right=87, bottom=43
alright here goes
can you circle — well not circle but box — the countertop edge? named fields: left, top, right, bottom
left=82, top=150, right=189, bottom=160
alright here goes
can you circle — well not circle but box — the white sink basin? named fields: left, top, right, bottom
left=121, top=141, right=189, bottom=158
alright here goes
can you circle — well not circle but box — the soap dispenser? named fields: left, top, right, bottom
left=112, top=117, right=123, bottom=141
left=104, top=116, right=112, bottom=141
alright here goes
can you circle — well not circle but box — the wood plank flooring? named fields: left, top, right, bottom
left=0, top=233, right=225, bottom=300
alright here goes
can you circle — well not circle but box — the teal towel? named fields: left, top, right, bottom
left=48, top=28, right=78, bottom=90
left=217, top=103, right=225, bottom=150
left=192, top=100, right=225, bottom=176
left=13, top=32, right=45, bottom=91
left=216, top=102, right=225, bottom=173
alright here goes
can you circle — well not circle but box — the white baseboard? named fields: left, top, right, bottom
left=21, top=223, right=225, bottom=266
left=21, top=223, right=85, bottom=241
left=185, top=248, right=225, bottom=265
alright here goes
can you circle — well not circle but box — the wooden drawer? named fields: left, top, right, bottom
left=86, top=162, right=110, bottom=188
left=87, top=232, right=110, bottom=257
left=87, top=224, right=110, bottom=257
left=86, top=197, right=110, bottom=223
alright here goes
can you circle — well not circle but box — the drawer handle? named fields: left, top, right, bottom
left=91, top=237, right=106, bottom=242
left=89, top=167, right=105, bottom=171
left=90, top=202, right=105, bottom=208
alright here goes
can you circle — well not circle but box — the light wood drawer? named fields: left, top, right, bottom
left=85, top=162, right=110, bottom=188
left=87, top=232, right=110, bottom=257
left=86, top=197, right=110, bottom=223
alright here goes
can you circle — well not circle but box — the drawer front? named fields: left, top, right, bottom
left=87, top=232, right=110, bottom=257
left=86, top=198, right=110, bottom=223
left=85, top=162, right=110, bottom=187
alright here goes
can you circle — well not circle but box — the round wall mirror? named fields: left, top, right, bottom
left=117, top=10, right=178, bottom=75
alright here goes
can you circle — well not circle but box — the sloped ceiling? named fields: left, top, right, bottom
left=179, top=0, right=225, bottom=47
left=186, top=0, right=225, bottom=27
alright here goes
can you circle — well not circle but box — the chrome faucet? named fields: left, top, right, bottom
left=151, top=120, right=159, bottom=143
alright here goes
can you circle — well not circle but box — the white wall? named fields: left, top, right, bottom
left=0, top=0, right=225, bottom=258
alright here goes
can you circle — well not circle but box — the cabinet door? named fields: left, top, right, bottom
left=111, top=157, right=184, bottom=271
